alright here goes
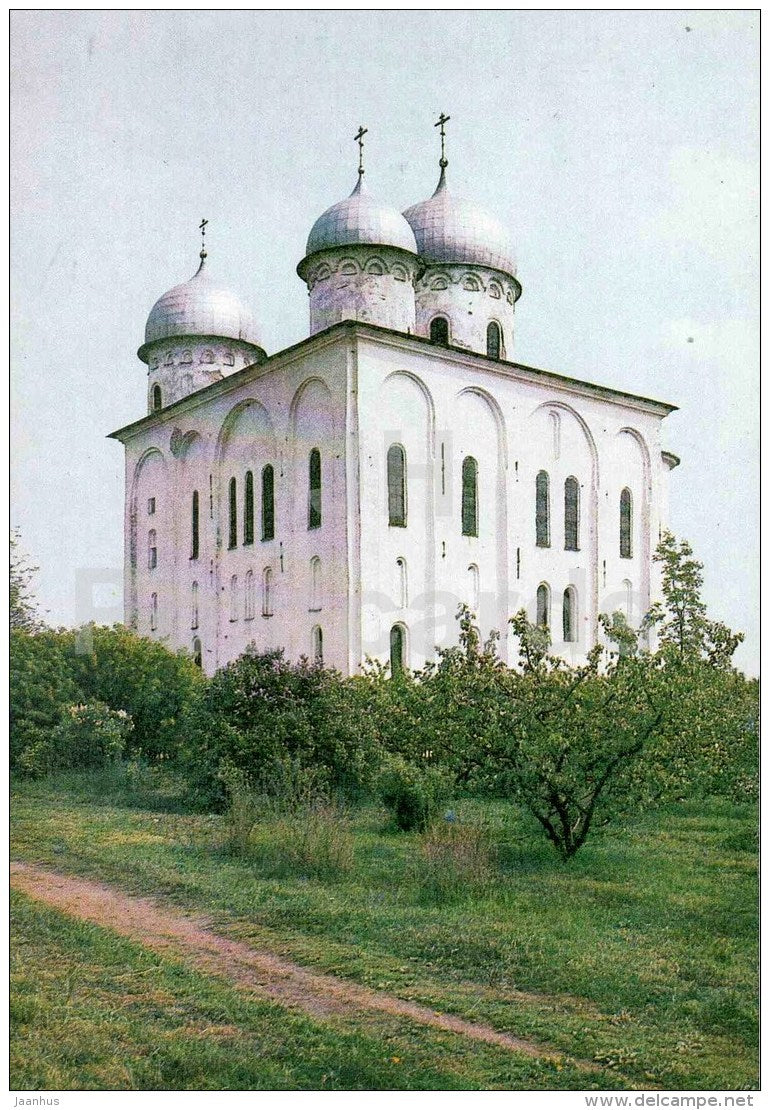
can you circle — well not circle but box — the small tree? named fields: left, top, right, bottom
left=10, top=531, right=44, bottom=632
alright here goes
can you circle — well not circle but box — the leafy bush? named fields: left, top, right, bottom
left=412, top=818, right=495, bottom=902
left=69, top=624, right=205, bottom=760
left=376, top=754, right=451, bottom=831
left=16, top=701, right=132, bottom=778
left=10, top=629, right=83, bottom=768
left=181, top=648, right=380, bottom=811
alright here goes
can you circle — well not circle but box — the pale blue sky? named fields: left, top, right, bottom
left=11, top=10, right=759, bottom=670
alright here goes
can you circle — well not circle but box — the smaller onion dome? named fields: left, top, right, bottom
left=138, top=255, right=263, bottom=363
left=302, top=177, right=418, bottom=261
left=403, top=168, right=517, bottom=280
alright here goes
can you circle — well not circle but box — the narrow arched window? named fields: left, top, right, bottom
left=396, top=557, right=408, bottom=609
left=262, top=567, right=273, bottom=617
left=536, top=470, right=550, bottom=547
left=152, top=384, right=162, bottom=411
left=308, top=448, right=321, bottom=529
left=622, top=578, right=633, bottom=621
left=228, top=477, right=237, bottom=549
left=244, top=569, right=255, bottom=620
left=148, top=529, right=157, bottom=570
left=312, top=625, right=324, bottom=666
left=486, top=321, right=501, bottom=360
left=229, top=575, right=239, bottom=622
left=563, top=586, right=577, bottom=642
left=310, top=556, right=322, bottom=611
left=191, top=581, right=199, bottom=629
left=390, top=623, right=407, bottom=677
left=429, top=316, right=449, bottom=344
left=387, top=444, right=407, bottom=526
left=261, top=464, right=275, bottom=541
left=536, top=583, right=550, bottom=630
left=468, top=563, right=480, bottom=612
left=191, top=490, right=199, bottom=560
left=461, top=456, right=478, bottom=537
left=620, top=488, right=633, bottom=558
left=150, top=592, right=158, bottom=631
left=244, top=471, right=254, bottom=544
left=192, top=637, right=202, bottom=668
left=564, top=477, right=579, bottom=551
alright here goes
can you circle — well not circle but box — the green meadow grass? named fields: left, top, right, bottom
left=11, top=771, right=758, bottom=1091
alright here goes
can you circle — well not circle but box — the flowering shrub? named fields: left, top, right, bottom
left=16, top=701, right=133, bottom=778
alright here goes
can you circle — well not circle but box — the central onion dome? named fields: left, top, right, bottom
left=138, top=255, right=263, bottom=362
left=302, top=177, right=418, bottom=262
left=403, top=168, right=518, bottom=281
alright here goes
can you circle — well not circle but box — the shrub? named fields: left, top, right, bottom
left=70, top=624, right=205, bottom=760
left=181, top=648, right=380, bottom=810
left=412, top=818, right=495, bottom=902
left=10, top=629, right=83, bottom=768
left=376, top=754, right=451, bottom=831
left=16, top=701, right=132, bottom=778
left=266, top=803, right=354, bottom=879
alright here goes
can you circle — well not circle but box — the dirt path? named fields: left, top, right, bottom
left=10, top=859, right=599, bottom=1068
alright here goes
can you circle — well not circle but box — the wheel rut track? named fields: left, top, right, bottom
left=10, top=860, right=626, bottom=1079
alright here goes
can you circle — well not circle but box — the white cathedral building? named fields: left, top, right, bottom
left=110, top=125, right=679, bottom=676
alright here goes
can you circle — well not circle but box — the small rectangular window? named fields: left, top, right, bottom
left=147, top=498, right=156, bottom=515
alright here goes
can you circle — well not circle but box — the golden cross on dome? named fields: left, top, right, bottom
left=434, top=112, right=450, bottom=168
left=354, top=125, right=368, bottom=178
left=199, top=217, right=208, bottom=259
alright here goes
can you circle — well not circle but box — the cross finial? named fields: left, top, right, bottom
left=354, top=125, right=368, bottom=179
left=435, top=113, right=450, bottom=169
left=199, top=217, right=208, bottom=260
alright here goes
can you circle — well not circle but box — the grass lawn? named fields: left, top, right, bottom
left=11, top=770, right=758, bottom=1091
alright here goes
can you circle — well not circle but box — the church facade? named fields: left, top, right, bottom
left=110, top=132, right=679, bottom=676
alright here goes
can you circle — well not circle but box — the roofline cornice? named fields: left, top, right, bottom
left=108, top=319, right=677, bottom=443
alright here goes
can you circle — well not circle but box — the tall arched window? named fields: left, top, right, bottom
left=461, top=456, right=478, bottom=537
left=229, top=575, right=239, bottom=622
left=390, top=623, right=407, bottom=677
left=563, top=586, right=577, bottom=642
left=244, top=569, right=255, bottom=620
left=429, top=316, right=449, bottom=344
left=396, top=557, right=408, bottom=609
left=148, top=529, right=157, bottom=569
left=486, top=321, right=502, bottom=359
left=228, top=477, right=237, bottom=549
left=536, top=470, right=550, bottom=547
left=536, top=583, right=550, bottom=630
left=387, top=444, right=407, bottom=527
left=192, top=637, right=202, bottom=668
left=308, top=448, right=322, bottom=529
left=261, top=464, right=275, bottom=541
left=620, top=488, right=633, bottom=558
left=244, top=471, right=254, bottom=545
left=191, top=491, right=199, bottom=560
left=152, top=384, right=162, bottom=411
left=262, top=567, right=273, bottom=617
left=312, top=625, right=324, bottom=666
left=191, top=581, right=199, bottom=629
left=468, top=563, right=480, bottom=612
left=309, top=556, right=322, bottom=611
left=564, top=477, right=580, bottom=551
left=150, top=592, right=158, bottom=631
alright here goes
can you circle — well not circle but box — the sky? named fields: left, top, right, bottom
left=10, top=10, right=759, bottom=671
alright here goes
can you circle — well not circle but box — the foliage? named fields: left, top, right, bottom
left=181, top=648, right=380, bottom=810
left=376, top=753, right=452, bottom=831
left=10, top=629, right=84, bottom=767
left=69, top=624, right=205, bottom=759
left=10, top=531, right=44, bottom=632
left=16, top=701, right=132, bottom=779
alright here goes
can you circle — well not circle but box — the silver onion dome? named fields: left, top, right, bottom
left=304, top=177, right=418, bottom=259
left=139, top=257, right=263, bottom=360
left=403, top=169, right=517, bottom=278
